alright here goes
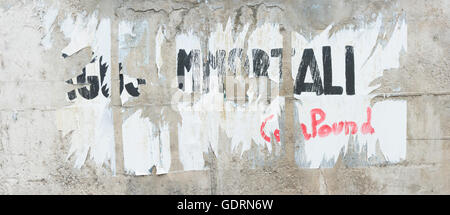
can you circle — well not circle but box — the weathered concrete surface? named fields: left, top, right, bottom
left=0, top=0, right=449, bottom=194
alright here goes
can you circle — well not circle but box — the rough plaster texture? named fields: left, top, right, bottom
left=0, top=0, right=449, bottom=194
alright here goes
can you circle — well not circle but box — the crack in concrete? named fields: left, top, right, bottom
left=319, top=168, right=330, bottom=194
left=247, top=2, right=285, bottom=12
left=127, top=6, right=191, bottom=16
left=126, top=1, right=201, bottom=16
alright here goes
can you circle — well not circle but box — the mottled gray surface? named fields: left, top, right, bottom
left=0, top=0, right=449, bottom=194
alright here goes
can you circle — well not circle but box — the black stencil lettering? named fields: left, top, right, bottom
left=208, top=50, right=226, bottom=93
left=65, top=79, right=77, bottom=100
left=228, top=48, right=241, bottom=76
left=125, top=83, right=139, bottom=97
left=137, top=79, right=146, bottom=85
left=177, top=49, right=191, bottom=90
left=118, top=62, right=145, bottom=97
left=177, top=49, right=202, bottom=92
left=322, top=46, right=343, bottom=95
left=90, top=54, right=96, bottom=63
left=294, top=48, right=324, bottom=95
left=271, top=48, right=283, bottom=79
left=209, top=50, right=226, bottom=75
left=345, top=46, right=355, bottom=95
left=252, top=49, right=269, bottom=77
left=228, top=48, right=249, bottom=76
left=119, top=74, right=124, bottom=95
left=98, top=56, right=110, bottom=97
left=202, top=53, right=210, bottom=94
left=124, top=79, right=146, bottom=97
left=64, top=54, right=112, bottom=100
left=119, top=63, right=124, bottom=94
left=77, top=67, right=99, bottom=100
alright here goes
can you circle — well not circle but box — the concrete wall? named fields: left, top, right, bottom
left=0, top=0, right=449, bottom=194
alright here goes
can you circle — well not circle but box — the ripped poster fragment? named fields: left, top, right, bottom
left=55, top=11, right=116, bottom=173
left=122, top=110, right=171, bottom=175
left=52, top=10, right=408, bottom=174
left=173, top=20, right=285, bottom=171
left=119, top=20, right=170, bottom=175
left=292, top=15, right=407, bottom=168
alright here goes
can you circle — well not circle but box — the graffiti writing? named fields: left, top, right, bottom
left=260, top=114, right=280, bottom=143
left=260, top=107, right=374, bottom=143
left=176, top=48, right=282, bottom=93
left=65, top=56, right=146, bottom=100
left=300, top=107, right=374, bottom=140
left=294, top=46, right=355, bottom=96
